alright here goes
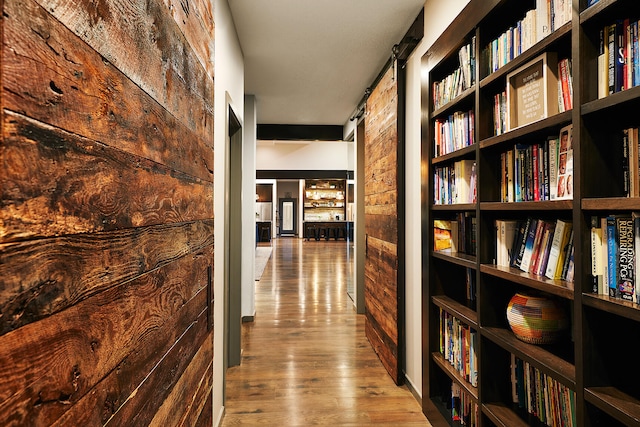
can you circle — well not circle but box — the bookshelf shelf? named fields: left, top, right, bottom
left=580, top=0, right=618, bottom=25
left=432, top=251, right=477, bottom=270
left=581, top=86, right=640, bottom=116
left=431, top=85, right=476, bottom=119
left=582, top=293, right=640, bottom=323
left=480, top=264, right=575, bottom=299
left=582, top=197, right=640, bottom=211
left=584, top=387, right=640, bottom=426
left=478, top=111, right=572, bottom=150
left=432, top=144, right=475, bottom=165
left=482, top=402, right=531, bottom=427
left=432, top=203, right=476, bottom=211
left=482, top=327, right=576, bottom=389
left=432, top=352, right=479, bottom=401
left=432, top=295, right=478, bottom=328
left=479, top=21, right=573, bottom=88
left=480, top=200, right=573, bottom=211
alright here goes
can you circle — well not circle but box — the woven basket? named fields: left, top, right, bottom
left=506, top=292, right=568, bottom=345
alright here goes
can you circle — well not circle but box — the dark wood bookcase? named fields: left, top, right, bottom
left=421, top=1, right=640, bottom=426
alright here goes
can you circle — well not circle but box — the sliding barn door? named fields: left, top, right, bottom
left=364, top=62, right=404, bottom=385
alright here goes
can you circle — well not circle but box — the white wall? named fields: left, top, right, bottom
left=256, top=140, right=353, bottom=171
left=402, top=0, right=471, bottom=399
left=243, top=95, right=257, bottom=320
left=214, top=0, right=244, bottom=424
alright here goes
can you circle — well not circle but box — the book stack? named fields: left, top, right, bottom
left=597, top=19, right=640, bottom=98
left=434, top=110, right=475, bottom=157
left=434, top=160, right=477, bottom=205
left=495, top=217, right=574, bottom=282
left=485, top=0, right=571, bottom=74
left=432, top=37, right=476, bottom=110
left=499, top=124, right=573, bottom=202
left=439, top=308, right=478, bottom=387
left=493, top=90, right=508, bottom=136
left=621, top=127, right=640, bottom=197
left=510, top=354, right=576, bottom=427
left=590, top=213, right=639, bottom=303
left=434, top=216, right=477, bottom=258
left=451, top=382, right=478, bottom=427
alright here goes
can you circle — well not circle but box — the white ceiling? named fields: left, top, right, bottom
left=228, top=0, right=425, bottom=126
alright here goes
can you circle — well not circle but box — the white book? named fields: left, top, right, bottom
left=545, top=219, right=568, bottom=279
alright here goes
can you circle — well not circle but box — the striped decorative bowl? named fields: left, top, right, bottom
left=506, top=292, right=568, bottom=345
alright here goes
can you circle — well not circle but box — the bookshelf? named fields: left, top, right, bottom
left=303, top=179, right=346, bottom=221
left=422, top=1, right=640, bottom=426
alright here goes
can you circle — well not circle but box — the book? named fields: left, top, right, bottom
left=556, top=124, right=573, bottom=200
left=520, top=219, right=540, bottom=273
left=634, top=212, right=640, bottom=304
left=607, top=23, right=616, bottom=95
left=616, top=215, right=634, bottom=301
left=545, top=219, right=572, bottom=280
left=548, top=136, right=558, bottom=200
left=511, top=217, right=533, bottom=268
left=496, top=219, right=519, bottom=267
left=535, top=220, right=555, bottom=276
left=616, top=20, right=625, bottom=93
left=598, top=27, right=608, bottom=98
left=590, top=215, right=604, bottom=294
left=529, top=220, right=548, bottom=274
left=606, top=215, right=618, bottom=297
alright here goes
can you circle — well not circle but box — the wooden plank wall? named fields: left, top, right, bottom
left=364, top=64, right=402, bottom=385
left=0, top=0, right=215, bottom=425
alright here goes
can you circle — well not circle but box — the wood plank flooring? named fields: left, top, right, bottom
left=221, top=238, right=430, bottom=426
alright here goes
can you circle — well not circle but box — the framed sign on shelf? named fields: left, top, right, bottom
left=506, top=52, right=559, bottom=130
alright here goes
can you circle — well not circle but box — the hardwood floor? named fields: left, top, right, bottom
left=221, top=238, right=430, bottom=426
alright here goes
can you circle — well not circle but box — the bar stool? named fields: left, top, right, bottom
left=259, top=224, right=271, bottom=242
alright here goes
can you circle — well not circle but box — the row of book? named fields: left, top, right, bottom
left=510, top=354, right=576, bottom=427
left=496, top=217, right=574, bottom=282
left=484, top=0, right=571, bottom=74
left=432, top=37, right=476, bottom=111
left=622, top=127, right=640, bottom=198
left=434, top=159, right=477, bottom=205
left=434, top=215, right=478, bottom=259
left=439, top=308, right=478, bottom=387
left=434, top=109, right=475, bottom=158
left=499, top=124, right=573, bottom=202
left=590, top=214, right=640, bottom=303
left=493, top=60, right=573, bottom=136
left=597, top=18, right=640, bottom=99
left=451, top=383, right=478, bottom=427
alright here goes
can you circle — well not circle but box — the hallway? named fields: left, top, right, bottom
left=221, top=238, right=430, bottom=426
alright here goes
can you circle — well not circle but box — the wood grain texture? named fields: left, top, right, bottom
left=364, top=64, right=401, bottom=385
left=51, top=288, right=209, bottom=426
left=149, top=332, right=213, bottom=427
left=0, top=252, right=210, bottom=426
left=1, top=111, right=213, bottom=241
left=2, top=0, right=213, bottom=181
left=161, top=0, right=215, bottom=79
left=103, top=315, right=210, bottom=427
left=31, top=0, right=214, bottom=140
left=0, top=221, right=213, bottom=335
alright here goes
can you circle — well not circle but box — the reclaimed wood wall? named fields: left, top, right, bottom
left=364, top=64, right=402, bottom=385
left=0, top=0, right=215, bottom=425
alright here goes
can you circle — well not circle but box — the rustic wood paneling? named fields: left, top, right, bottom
left=1, top=111, right=213, bottom=241
left=1, top=0, right=215, bottom=424
left=51, top=289, right=209, bottom=426
left=0, top=220, right=213, bottom=335
left=364, top=64, right=402, bottom=385
left=30, top=0, right=214, bottom=141
left=3, top=0, right=212, bottom=182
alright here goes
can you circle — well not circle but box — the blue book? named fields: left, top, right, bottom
left=606, top=215, right=618, bottom=297
left=587, top=0, right=599, bottom=5
left=633, top=21, right=639, bottom=87
left=519, top=219, right=539, bottom=273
